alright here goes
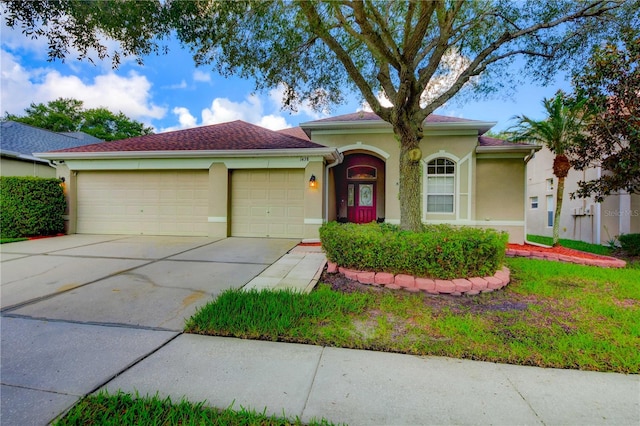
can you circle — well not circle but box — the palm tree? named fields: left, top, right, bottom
left=509, top=92, right=586, bottom=247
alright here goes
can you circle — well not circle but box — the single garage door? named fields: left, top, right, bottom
left=76, top=170, right=209, bottom=236
left=231, top=169, right=304, bottom=238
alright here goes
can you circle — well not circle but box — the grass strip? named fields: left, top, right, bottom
left=187, top=258, right=640, bottom=373
left=526, top=234, right=614, bottom=256
left=54, top=390, right=337, bottom=426
left=0, top=238, right=28, bottom=244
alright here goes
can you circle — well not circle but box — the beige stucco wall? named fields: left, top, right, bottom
left=527, top=145, right=640, bottom=244
left=1, top=157, right=56, bottom=178
left=312, top=128, right=527, bottom=243
left=476, top=157, right=526, bottom=228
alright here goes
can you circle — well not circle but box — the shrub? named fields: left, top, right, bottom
left=619, top=234, right=640, bottom=256
left=319, top=221, right=508, bottom=279
left=0, top=176, right=66, bottom=238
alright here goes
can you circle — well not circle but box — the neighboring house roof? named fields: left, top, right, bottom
left=37, top=120, right=341, bottom=161
left=0, top=121, right=102, bottom=163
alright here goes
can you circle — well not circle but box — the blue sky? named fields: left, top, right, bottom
left=1, top=22, right=573, bottom=135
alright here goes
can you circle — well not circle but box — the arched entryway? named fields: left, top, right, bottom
left=334, top=153, right=385, bottom=223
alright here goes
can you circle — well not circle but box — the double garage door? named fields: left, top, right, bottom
left=76, top=169, right=305, bottom=238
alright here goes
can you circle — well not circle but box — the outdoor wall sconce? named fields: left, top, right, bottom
left=309, top=175, right=317, bottom=189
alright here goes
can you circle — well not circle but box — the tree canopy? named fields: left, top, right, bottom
left=4, top=98, right=154, bottom=141
left=3, top=0, right=636, bottom=230
left=569, top=28, right=640, bottom=201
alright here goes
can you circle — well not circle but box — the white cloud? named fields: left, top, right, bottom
left=193, top=70, right=211, bottom=83
left=163, top=93, right=293, bottom=132
left=0, top=49, right=166, bottom=121
left=201, top=95, right=291, bottom=130
left=167, top=80, right=188, bottom=89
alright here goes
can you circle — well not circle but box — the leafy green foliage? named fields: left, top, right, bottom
left=0, top=177, right=65, bottom=238
left=619, top=234, right=640, bottom=256
left=319, top=222, right=507, bottom=279
left=569, top=27, right=640, bottom=200
left=3, top=0, right=633, bottom=232
left=5, top=97, right=153, bottom=141
left=54, top=390, right=334, bottom=425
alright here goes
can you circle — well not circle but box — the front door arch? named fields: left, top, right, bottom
left=335, top=153, right=385, bottom=223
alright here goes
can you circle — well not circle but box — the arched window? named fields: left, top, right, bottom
left=426, top=158, right=455, bottom=213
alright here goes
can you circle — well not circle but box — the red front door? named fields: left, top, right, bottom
left=347, top=182, right=376, bottom=223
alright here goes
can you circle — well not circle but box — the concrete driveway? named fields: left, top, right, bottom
left=1, top=234, right=298, bottom=424
left=1, top=235, right=298, bottom=330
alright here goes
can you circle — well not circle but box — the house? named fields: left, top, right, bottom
left=1, top=121, right=102, bottom=178
left=36, top=112, right=539, bottom=243
left=526, top=145, right=639, bottom=245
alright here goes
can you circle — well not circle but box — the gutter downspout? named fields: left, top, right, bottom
left=324, top=151, right=344, bottom=224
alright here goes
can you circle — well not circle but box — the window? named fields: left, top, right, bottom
left=530, top=196, right=539, bottom=209
left=426, top=158, right=455, bottom=213
left=547, top=195, right=554, bottom=227
left=546, top=178, right=554, bottom=191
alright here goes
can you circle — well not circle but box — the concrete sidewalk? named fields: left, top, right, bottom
left=103, top=335, right=639, bottom=426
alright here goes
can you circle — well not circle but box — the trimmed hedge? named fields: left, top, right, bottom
left=1, top=177, right=66, bottom=238
left=319, top=221, right=508, bottom=279
left=619, top=233, right=640, bottom=256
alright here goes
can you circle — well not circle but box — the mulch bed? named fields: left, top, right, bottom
left=507, top=243, right=608, bottom=260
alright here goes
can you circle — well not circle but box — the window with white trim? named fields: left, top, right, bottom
left=426, top=158, right=455, bottom=213
left=530, top=196, right=539, bottom=209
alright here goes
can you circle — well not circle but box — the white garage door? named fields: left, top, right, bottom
left=76, top=170, right=209, bottom=236
left=231, top=169, right=304, bottom=238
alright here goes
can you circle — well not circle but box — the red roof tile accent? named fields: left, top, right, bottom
left=276, top=126, right=311, bottom=141
left=51, top=120, right=326, bottom=153
left=307, top=111, right=482, bottom=124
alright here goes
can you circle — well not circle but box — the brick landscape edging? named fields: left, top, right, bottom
left=326, top=262, right=511, bottom=295
left=505, top=247, right=626, bottom=268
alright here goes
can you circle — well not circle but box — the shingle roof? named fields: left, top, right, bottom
left=307, top=111, right=482, bottom=124
left=276, top=126, right=311, bottom=141
left=0, top=121, right=102, bottom=158
left=478, top=135, right=536, bottom=148
left=51, top=120, right=326, bottom=153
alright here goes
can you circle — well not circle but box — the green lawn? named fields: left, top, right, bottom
left=54, top=391, right=335, bottom=426
left=0, top=237, right=28, bottom=244
left=526, top=234, right=614, bottom=256
left=187, top=257, right=640, bottom=374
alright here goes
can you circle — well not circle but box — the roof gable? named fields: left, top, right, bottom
left=51, top=120, right=326, bottom=153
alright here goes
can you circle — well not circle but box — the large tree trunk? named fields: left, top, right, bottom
left=553, top=175, right=565, bottom=247
left=394, top=119, right=423, bottom=232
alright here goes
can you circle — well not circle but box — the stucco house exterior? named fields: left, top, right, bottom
left=527, top=145, right=639, bottom=245
left=37, top=112, right=538, bottom=243
left=1, top=121, right=102, bottom=178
